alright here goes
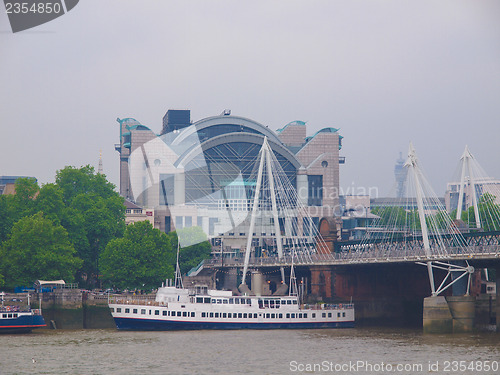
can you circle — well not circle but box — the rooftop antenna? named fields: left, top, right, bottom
left=98, top=149, right=104, bottom=174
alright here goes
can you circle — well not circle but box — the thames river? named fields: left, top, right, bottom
left=1, top=328, right=499, bottom=375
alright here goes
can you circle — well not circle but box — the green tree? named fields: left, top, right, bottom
left=0, top=195, right=16, bottom=244
left=0, top=212, right=82, bottom=289
left=100, top=221, right=174, bottom=290
left=56, top=165, right=117, bottom=205
left=35, top=183, right=65, bottom=224
left=460, top=193, right=500, bottom=231
left=54, top=166, right=125, bottom=286
left=167, top=227, right=212, bottom=275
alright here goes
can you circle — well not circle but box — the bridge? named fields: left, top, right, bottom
left=190, top=142, right=500, bottom=333
left=206, top=230, right=500, bottom=268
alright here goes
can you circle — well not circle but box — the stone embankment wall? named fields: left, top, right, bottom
left=33, top=289, right=115, bottom=329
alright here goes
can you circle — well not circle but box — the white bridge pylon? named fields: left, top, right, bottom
left=240, top=137, right=286, bottom=288
left=405, top=142, right=474, bottom=297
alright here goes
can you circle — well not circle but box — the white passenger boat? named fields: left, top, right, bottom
left=108, top=138, right=355, bottom=330
left=109, top=284, right=354, bottom=330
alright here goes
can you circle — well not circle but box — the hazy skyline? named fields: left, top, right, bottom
left=1, top=1, right=499, bottom=198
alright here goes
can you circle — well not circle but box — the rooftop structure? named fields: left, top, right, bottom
left=115, top=110, right=344, bottom=246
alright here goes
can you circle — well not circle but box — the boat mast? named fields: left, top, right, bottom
left=175, top=242, right=184, bottom=289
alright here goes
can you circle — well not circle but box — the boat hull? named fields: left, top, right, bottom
left=113, top=317, right=354, bottom=331
left=0, top=314, right=46, bottom=333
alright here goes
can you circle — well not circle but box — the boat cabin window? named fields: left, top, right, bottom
left=343, top=312, right=346, bottom=317
left=210, top=312, right=214, bottom=318
left=217, top=299, right=222, bottom=304
left=125, top=308, right=130, bottom=314
left=196, top=297, right=204, bottom=303
left=299, top=313, right=303, bottom=318
left=287, top=300, right=292, bottom=305
left=163, top=311, right=167, bottom=316
left=223, top=299, right=228, bottom=304
left=177, top=312, right=182, bottom=317
left=182, top=312, right=187, bottom=317
left=322, top=313, right=326, bottom=318
left=235, top=299, right=240, bottom=305
left=223, top=313, right=227, bottom=318
left=191, top=312, right=195, bottom=317
left=141, top=309, right=146, bottom=315
left=243, top=313, right=247, bottom=318
left=155, top=310, right=160, bottom=316
left=133, top=309, right=138, bottom=314
left=204, top=297, right=211, bottom=303
left=202, top=312, right=206, bottom=317
left=304, top=313, right=307, bottom=318
left=116, top=308, right=122, bottom=313
left=227, top=313, right=232, bottom=318
left=271, top=313, right=275, bottom=318
left=312, top=313, right=316, bottom=318
left=238, top=313, right=242, bottom=318
left=254, top=313, right=258, bottom=318
left=211, top=299, right=216, bottom=304
left=293, top=300, right=297, bottom=305
left=337, top=313, right=341, bottom=318
left=291, top=313, right=296, bottom=318
left=286, top=313, right=290, bottom=318
left=229, top=298, right=234, bottom=304
left=328, top=313, right=332, bottom=318
left=215, top=313, right=219, bottom=318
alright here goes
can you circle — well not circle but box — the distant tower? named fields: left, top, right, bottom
left=98, top=150, right=103, bottom=174
left=394, top=151, right=407, bottom=198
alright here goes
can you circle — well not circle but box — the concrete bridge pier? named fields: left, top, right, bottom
left=423, top=295, right=476, bottom=334
left=497, top=265, right=500, bottom=333
left=251, top=271, right=264, bottom=296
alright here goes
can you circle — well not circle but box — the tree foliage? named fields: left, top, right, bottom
left=0, top=166, right=125, bottom=289
left=100, top=221, right=174, bottom=290
left=0, top=213, right=82, bottom=289
left=459, top=193, right=500, bottom=231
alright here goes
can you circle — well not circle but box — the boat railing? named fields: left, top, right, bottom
left=302, top=303, right=354, bottom=310
left=108, top=295, right=161, bottom=306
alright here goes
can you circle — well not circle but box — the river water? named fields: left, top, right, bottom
left=1, top=328, right=499, bottom=375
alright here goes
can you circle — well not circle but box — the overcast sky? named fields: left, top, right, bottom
left=1, top=0, right=499, bottom=198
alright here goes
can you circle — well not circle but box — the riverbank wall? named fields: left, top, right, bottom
left=34, top=289, right=115, bottom=329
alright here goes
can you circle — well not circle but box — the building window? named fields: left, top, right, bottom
left=185, top=216, right=192, bottom=227
left=175, top=216, right=183, bottom=230
left=308, top=175, right=323, bottom=206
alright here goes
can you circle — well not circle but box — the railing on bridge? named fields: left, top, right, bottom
left=204, top=230, right=500, bottom=268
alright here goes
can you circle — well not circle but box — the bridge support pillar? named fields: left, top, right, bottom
left=447, top=295, right=476, bottom=333
left=423, top=295, right=476, bottom=334
left=497, top=266, right=500, bottom=333
left=251, top=271, right=264, bottom=296
left=423, top=296, right=453, bottom=334
left=310, top=266, right=333, bottom=301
